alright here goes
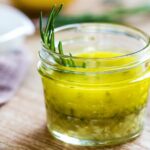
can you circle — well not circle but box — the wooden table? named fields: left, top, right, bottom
left=0, top=0, right=150, bottom=150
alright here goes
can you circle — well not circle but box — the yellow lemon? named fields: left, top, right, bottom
left=12, top=0, right=72, bottom=10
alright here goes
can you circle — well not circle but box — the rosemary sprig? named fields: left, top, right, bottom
left=39, top=5, right=80, bottom=67
left=49, top=4, right=150, bottom=27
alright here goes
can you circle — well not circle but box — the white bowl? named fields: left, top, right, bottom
left=0, top=4, right=35, bottom=51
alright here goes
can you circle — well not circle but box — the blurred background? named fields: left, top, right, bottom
left=1, top=0, right=150, bottom=29
left=1, top=0, right=150, bottom=36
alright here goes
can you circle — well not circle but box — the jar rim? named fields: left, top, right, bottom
left=42, top=23, right=150, bottom=61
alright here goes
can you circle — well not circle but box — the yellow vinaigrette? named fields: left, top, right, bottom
left=39, top=51, right=150, bottom=144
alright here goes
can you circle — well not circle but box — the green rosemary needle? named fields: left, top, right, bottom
left=39, top=5, right=81, bottom=68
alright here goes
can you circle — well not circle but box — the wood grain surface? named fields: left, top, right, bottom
left=0, top=0, right=150, bottom=150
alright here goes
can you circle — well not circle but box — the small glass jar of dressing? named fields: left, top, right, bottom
left=38, top=23, right=150, bottom=146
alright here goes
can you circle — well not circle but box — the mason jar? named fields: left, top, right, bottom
left=38, top=23, right=150, bottom=146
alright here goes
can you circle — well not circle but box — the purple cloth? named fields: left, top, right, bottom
left=0, top=49, right=30, bottom=104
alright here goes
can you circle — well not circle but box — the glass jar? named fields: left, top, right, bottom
left=38, top=23, right=150, bottom=146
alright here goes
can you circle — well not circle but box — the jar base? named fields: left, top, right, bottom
left=49, top=129, right=142, bottom=147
